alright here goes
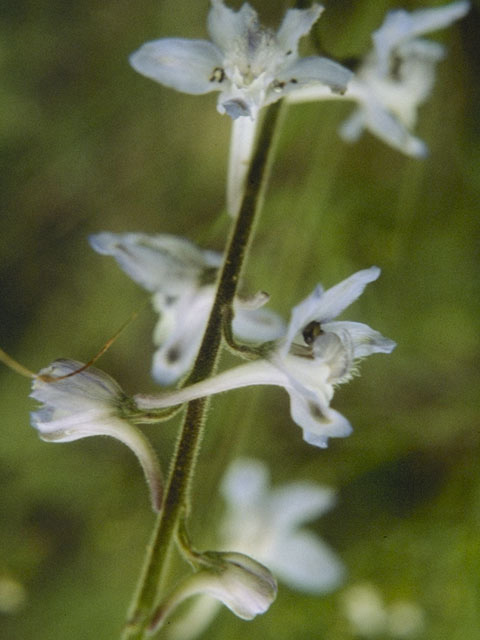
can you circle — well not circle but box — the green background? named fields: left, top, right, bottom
left=0, top=0, right=478, bottom=638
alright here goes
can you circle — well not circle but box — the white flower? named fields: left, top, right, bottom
left=219, top=458, right=344, bottom=592
left=149, top=551, right=276, bottom=634
left=30, top=359, right=163, bottom=511
left=136, top=266, right=396, bottom=448
left=288, top=1, right=469, bottom=156
left=167, top=458, right=343, bottom=640
left=129, top=1, right=352, bottom=216
left=130, top=1, right=351, bottom=121
left=89, top=232, right=285, bottom=385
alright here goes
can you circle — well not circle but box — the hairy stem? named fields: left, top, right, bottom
left=121, top=101, right=283, bottom=640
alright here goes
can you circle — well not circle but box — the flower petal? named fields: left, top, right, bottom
left=322, top=321, right=396, bottom=358
left=373, top=1, right=470, bottom=74
left=129, top=38, right=223, bottom=94
left=31, top=359, right=123, bottom=411
left=152, top=287, right=214, bottom=385
left=269, top=483, right=336, bottom=531
left=287, top=391, right=353, bottom=448
left=284, top=267, right=380, bottom=352
left=207, top=0, right=259, bottom=53
left=270, top=529, right=345, bottom=593
left=90, top=232, right=220, bottom=294
left=339, top=99, right=428, bottom=157
left=276, top=4, right=324, bottom=55
left=220, top=458, right=269, bottom=508
left=275, top=56, right=353, bottom=95
left=233, top=306, right=286, bottom=343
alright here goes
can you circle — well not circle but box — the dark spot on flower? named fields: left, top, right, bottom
left=166, top=347, right=180, bottom=363
left=210, top=67, right=225, bottom=83
left=309, top=402, right=330, bottom=423
left=302, top=321, right=323, bottom=345
left=286, top=49, right=293, bottom=56
left=390, top=54, right=403, bottom=81
left=290, top=78, right=298, bottom=84
left=272, top=79, right=286, bottom=93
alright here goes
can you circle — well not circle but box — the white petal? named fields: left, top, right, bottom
left=233, top=306, right=286, bottom=343
left=275, top=56, right=353, bottom=95
left=269, top=483, right=336, bottom=531
left=284, top=267, right=380, bottom=352
left=373, top=1, right=470, bottom=75
left=322, top=321, right=396, bottom=358
left=89, top=232, right=220, bottom=294
left=220, top=458, right=269, bottom=508
left=276, top=5, right=324, bottom=55
left=270, top=530, right=345, bottom=593
left=207, top=0, right=259, bottom=53
left=130, top=38, right=223, bottom=94
left=340, top=100, right=428, bottom=157
left=151, top=288, right=214, bottom=385
left=226, top=116, right=258, bottom=217
left=287, top=391, right=353, bottom=447
left=31, top=359, right=122, bottom=412
left=286, top=82, right=342, bottom=103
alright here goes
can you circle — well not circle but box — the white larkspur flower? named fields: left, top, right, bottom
left=288, top=1, right=469, bottom=156
left=130, top=1, right=351, bottom=121
left=149, top=551, right=276, bottom=634
left=89, top=232, right=285, bottom=386
left=167, top=458, right=343, bottom=640
left=136, top=266, right=396, bottom=448
left=130, top=0, right=352, bottom=215
left=219, top=458, right=344, bottom=592
left=30, top=359, right=163, bottom=511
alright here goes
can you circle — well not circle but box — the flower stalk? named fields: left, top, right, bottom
left=121, top=100, right=283, bottom=639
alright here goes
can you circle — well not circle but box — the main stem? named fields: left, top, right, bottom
left=121, top=101, right=282, bottom=639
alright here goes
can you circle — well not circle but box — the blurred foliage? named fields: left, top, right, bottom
left=0, top=0, right=478, bottom=639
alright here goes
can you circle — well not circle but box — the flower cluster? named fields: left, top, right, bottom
left=16, top=0, right=469, bottom=635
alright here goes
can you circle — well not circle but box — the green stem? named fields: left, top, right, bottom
left=121, top=101, right=283, bottom=640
